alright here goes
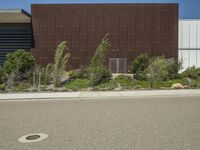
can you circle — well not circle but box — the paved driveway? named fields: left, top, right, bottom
left=0, top=96, right=200, bottom=150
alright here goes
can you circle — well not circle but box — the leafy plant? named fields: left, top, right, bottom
left=0, top=67, right=4, bottom=84
left=12, top=83, right=30, bottom=92
left=181, top=66, right=200, bottom=79
left=69, top=68, right=89, bottom=80
left=130, top=53, right=149, bottom=80
left=167, top=58, right=182, bottom=80
left=89, top=33, right=111, bottom=86
left=2, top=49, right=35, bottom=85
left=0, top=83, right=6, bottom=91
left=93, top=80, right=118, bottom=91
left=3, top=49, right=35, bottom=75
left=134, top=80, right=150, bottom=88
left=146, top=56, right=169, bottom=88
left=114, top=75, right=135, bottom=89
left=65, top=78, right=90, bottom=91
left=52, top=41, right=71, bottom=87
left=41, top=63, right=53, bottom=85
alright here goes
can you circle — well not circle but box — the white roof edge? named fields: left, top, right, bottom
left=179, top=19, right=200, bottom=21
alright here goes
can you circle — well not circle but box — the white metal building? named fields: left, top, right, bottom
left=179, top=20, right=200, bottom=70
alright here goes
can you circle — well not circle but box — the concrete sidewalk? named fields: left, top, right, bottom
left=0, top=89, right=200, bottom=100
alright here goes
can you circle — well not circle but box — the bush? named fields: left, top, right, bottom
left=114, top=75, right=135, bottom=89
left=134, top=80, right=150, bottom=88
left=0, top=83, right=6, bottom=91
left=89, top=34, right=111, bottom=86
left=146, top=56, right=169, bottom=87
left=12, top=83, right=30, bottom=92
left=130, top=54, right=149, bottom=80
left=65, top=79, right=90, bottom=91
left=89, top=66, right=112, bottom=86
left=69, top=68, right=89, bottom=80
left=167, top=59, right=182, bottom=80
left=190, top=79, right=200, bottom=88
left=94, top=80, right=118, bottom=91
left=181, top=66, right=200, bottom=79
left=0, top=67, right=4, bottom=84
left=3, top=49, right=35, bottom=75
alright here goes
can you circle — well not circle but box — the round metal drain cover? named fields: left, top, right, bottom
left=18, top=133, right=48, bottom=143
left=26, top=135, right=41, bottom=140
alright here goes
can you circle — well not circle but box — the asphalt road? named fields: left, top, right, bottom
left=1, top=96, right=200, bottom=150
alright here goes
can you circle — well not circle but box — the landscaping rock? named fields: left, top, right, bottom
left=61, top=72, right=70, bottom=83
left=171, top=83, right=184, bottom=89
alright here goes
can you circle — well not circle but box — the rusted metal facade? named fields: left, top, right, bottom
left=31, top=4, right=178, bottom=73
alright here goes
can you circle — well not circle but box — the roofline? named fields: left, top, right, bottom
left=179, top=19, right=200, bottom=21
left=0, top=9, right=31, bottom=17
left=31, top=3, right=178, bottom=6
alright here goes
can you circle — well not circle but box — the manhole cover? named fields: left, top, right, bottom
left=26, top=135, right=41, bottom=140
left=18, top=133, right=48, bottom=143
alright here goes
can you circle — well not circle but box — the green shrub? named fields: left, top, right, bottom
left=12, top=83, right=30, bottom=92
left=181, top=66, right=200, bottom=79
left=0, top=67, right=4, bottom=84
left=167, top=58, right=182, bottom=80
left=135, top=80, right=150, bottom=88
left=146, top=56, right=169, bottom=87
left=190, top=79, right=200, bottom=88
left=3, top=49, right=35, bottom=75
left=89, top=66, right=112, bottom=86
left=130, top=53, right=149, bottom=80
left=94, top=80, right=118, bottom=91
left=65, top=79, right=90, bottom=91
left=133, top=85, right=142, bottom=89
left=0, top=83, right=6, bottom=91
left=114, top=75, right=135, bottom=89
left=69, top=68, right=88, bottom=80
left=89, top=33, right=111, bottom=86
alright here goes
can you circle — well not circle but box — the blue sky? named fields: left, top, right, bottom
left=0, top=0, right=199, bottom=19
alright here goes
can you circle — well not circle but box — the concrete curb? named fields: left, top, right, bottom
left=0, top=89, right=200, bottom=101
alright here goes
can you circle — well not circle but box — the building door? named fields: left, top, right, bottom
left=109, top=58, right=126, bottom=73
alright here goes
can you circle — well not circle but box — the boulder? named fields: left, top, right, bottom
left=171, top=83, right=184, bottom=89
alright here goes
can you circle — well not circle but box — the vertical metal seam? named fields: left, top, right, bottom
left=196, top=21, right=198, bottom=66
left=189, top=21, right=190, bottom=66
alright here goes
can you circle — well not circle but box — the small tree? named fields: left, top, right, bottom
left=89, top=33, right=111, bottom=86
left=52, top=41, right=71, bottom=87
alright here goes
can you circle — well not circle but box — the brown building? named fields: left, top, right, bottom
left=31, top=3, right=178, bottom=73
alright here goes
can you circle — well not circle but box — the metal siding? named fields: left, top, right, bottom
left=198, top=22, right=200, bottom=48
left=182, top=50, right=190, bottom=70
left=179, top=20, right=200, bottom=70
left=31, top=4, right=178, bottom=72
left=189, top=50, right=197, bottom=67
left=182, top=21, right=190, bottom=48
left=0, top=23, right=32, bottom=65
left=189, top=21, right=197, bottom=48
left=197, top=51, right=200, bottom=67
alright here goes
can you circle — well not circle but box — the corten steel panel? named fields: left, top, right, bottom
left=31, top=3, right=178, bottom=72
